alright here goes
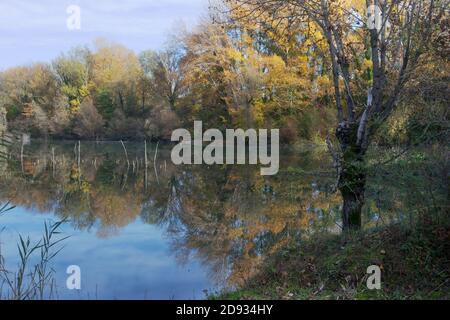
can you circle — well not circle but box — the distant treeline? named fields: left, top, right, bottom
left=0, top=8, right=447, bottom=145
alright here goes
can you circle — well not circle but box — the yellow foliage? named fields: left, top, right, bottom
left=363, top=59, right=373, bottom=70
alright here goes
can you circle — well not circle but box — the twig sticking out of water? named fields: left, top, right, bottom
left=120, top=140, right=130, bottom=169
left=154, top=141, right=160, bottom=185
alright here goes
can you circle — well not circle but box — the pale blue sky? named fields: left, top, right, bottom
left=0, top=0, right=209, bottom=70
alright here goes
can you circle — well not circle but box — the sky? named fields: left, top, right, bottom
left=1, top=206, right=215, bottom=299
left=0, top=0, right=209, bottom=70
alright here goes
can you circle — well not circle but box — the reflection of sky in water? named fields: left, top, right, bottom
left=0, top=207, right=215, bottom=300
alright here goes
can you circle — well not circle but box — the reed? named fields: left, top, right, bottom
left=0, top=203, right=69, bottom=300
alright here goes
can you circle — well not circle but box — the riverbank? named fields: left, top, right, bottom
left=215, top=211, right=450, bottom=300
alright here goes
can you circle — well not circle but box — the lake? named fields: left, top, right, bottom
left=0, top=140, right=444, bottom=299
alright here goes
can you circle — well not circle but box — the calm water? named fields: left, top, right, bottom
left=0, top=140, right=444, bottom=299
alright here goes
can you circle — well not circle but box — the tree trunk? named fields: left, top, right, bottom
left=339, top=156, right=366, bottom=231
left=336, top=122, right=367, bottom=232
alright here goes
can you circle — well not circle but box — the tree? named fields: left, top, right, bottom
left=48, top=94, right=71, bottom=137
left=151, top=39, right=186, bottom=111
left=52, top=47, right=92, bottom=115
left=0, top=63, right=59, bottom=135
left=182, top=21, right=308, bottom=130
left=225, top=0, right=447, bottom=231
left=73, top=98, right=104, bottom=139
left=138, top=50, right=159, bottom=113
left=91, top=39, right=142, bottom=117
left=144, top=104, right=181, bottom=140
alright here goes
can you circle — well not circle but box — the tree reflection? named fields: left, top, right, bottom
left=3, top=141, right=431, bottom=288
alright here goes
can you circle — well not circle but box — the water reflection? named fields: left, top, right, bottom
left=0, top=141, right=341, bottom=297
left=1, top=140, right=442, bottom=298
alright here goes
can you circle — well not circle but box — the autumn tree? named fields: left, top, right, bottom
left=73, top=97, right=105, bottom=139
left=138, top=50, right=159, bottom=113
left=182, top=19, right=316, bottom=135
left=0, top=63, right=60, bottom=136
left=52, top=47, right=92, bottom=115
left=139, top=48, right=184, bottom=139
left=91, top=40, right=142, bottom=119
left=150, top=39, right=187, bottom=111
left=225, top=0, right=447, bottom=231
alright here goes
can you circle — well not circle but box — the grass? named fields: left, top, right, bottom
left=215, top=211, right=450, bottom=300
left=0, top=202, right=69, bottom=300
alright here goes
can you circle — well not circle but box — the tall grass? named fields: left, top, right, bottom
left=0, top=202, right=15, bottom=217
left=0, top=202, right=69, bottom=300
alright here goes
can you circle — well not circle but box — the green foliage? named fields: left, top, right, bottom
left=6, top=104, right=20, bottom=120
left=94, top=88, right=115, bottom=120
